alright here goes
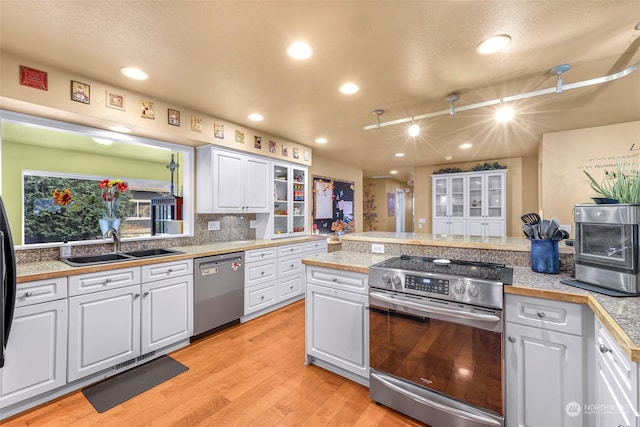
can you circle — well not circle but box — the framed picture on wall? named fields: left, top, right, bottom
left=168, top=108, right=180, bottom=126
left=70, top=80, right=90, bottom=104
left=105, top=90, right=125, bottom=110
left=387, top=192, right=395, bottom=217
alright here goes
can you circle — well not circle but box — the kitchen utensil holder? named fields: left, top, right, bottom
left=530, top=239, right=559, bottom=274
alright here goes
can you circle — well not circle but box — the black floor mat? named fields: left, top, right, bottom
left=82, top=355, right=188, bottom=413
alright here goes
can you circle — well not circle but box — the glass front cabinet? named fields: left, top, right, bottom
left=432, top=174, right=467, bottom=235
left=270, top=162, right=308, bottom=238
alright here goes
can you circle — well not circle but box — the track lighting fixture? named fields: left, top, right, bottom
left=445, top=94, right=459, bottom=116
left=408, top=117, right=420, bottom=137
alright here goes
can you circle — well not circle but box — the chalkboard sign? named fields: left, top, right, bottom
left=312, top=176, right=355, bottom=234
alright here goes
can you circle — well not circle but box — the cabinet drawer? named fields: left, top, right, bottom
left=69, top=267, right=141, bottom=296
left=595, top=317, right=638, bottom=411
left=245, top=281, right=277, bottom=314
left=245, top=247, right=277, bottom=262
left=277, top=244, right=303, bottom=257
left=278, top=254, right=303, bottom=277
left=505, top=294, right=583, bottom=336
left=141, top=259, right=193, bottom=282
left=245, top=258, right=277, bottom=287
left=306, top=266, right=368, bottom=295
left=303, top=240, right=328, bottom=255
left=15, top=277, right=67, bottom=307
left=278, top=274, right=304, bottom=300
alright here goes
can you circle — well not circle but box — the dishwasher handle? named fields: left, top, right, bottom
left=198, top=257, right=243, bottom=269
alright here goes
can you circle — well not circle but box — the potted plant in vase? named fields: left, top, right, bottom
left=584, top=160, right=640, bottom=204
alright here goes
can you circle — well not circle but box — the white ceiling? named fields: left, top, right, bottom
left=1, top=1, right=639, bottom=182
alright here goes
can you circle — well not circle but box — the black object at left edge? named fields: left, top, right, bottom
left=0, top=195, right=17, bottom=368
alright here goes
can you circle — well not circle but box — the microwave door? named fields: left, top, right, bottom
left=577, top=223, right=637, bottom=271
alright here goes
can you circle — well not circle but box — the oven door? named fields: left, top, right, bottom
left=369, top=289, right=503, bottom=417
left=575, top=222, right=637, bottom=272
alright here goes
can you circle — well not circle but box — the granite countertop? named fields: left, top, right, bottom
left=302, top=251, right=640, bottom=363
left=16, top=236, right=325, bottom=282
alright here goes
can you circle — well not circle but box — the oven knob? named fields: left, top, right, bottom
left=468, top=284, right=479, bottom=297
left=454, top=280, right=466, bottom=295
left=392, top=275, right=402, bottom=288
left=382, top=273, right=392, bottom=284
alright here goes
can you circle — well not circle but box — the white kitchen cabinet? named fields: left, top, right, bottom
left=0, top=277, right=68, bottom=408
left=141, top=274, right=193, bottom=354
left=68, top=284, right=141, bottom=382
left=593, top=317, right=639, bottom=426
left=196, top=147, right=270, bottom=214
left=432, top=173, right=467, bottom=235
left=257, top=162, right=308, bottom=239
left=505, top=294, right=585, bottom=427
left=466, top=170, right=507, bottom=237
left=305, top=266, right=369, bottom=386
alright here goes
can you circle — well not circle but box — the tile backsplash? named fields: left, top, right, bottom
left=16, top=213, right=256, bottom=264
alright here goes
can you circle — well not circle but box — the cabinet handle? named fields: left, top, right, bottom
left=134, top=293, right=140, bottom=298
left=143, top=291, right=150, bottom=297
left=332, top=278, right=338, bottom=282
left=290, top=264, right=294, bottom=268
left=261, top=296, right=265, bottom=300
left=261, top=253, right=265, bottom=257
left=508, top=336, right=516, bottom=343
left=261, top=271, right=265, bottom=275
left=167, top=268, right=174, bottom=273
left=290, top=286, right=294, bottom=290
left=536, top=311, right=546, bottom=319
left=599, top=344, right=612, bottom=353
left=23, top=290, right=49, bottom=298
left=24, top=291, right=33, bottom=297
left=105, top=278, right=112, bottom=283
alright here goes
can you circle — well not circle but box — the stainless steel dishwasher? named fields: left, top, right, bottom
left=193, top=252, right=244, bottom=339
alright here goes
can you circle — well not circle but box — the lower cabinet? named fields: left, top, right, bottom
left=0, top=298, right=67, bottom=408
left=505, top=294, right=585, bottom=427
left=305, top=266, right=369, bottom=385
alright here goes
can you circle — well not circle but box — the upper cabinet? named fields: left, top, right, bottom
left=197, top=147, right=270, bottom=214
left=266, top=162, right=308, bottom=238
left=431, top=169, right=507, bottom=237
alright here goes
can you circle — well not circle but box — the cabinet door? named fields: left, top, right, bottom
left=505, top=322, right=584, bottom=427
left=68, top=286, right=141, bottom=382
left=432, top=176, right=449, bottom=219
left=594, top=356, right=637, bottom=427
left=245, top=155, right=270, bottom=212
left=141, top=275, right=193, bottom=354
left=485, top=171, right=505, bottom=219
left=466, top=219, right=485, bottom=236
left=449, top=175, right=465, bottom=218
left=306, top=284, right=369, bottom=379
left=213, top=150, right=245, bottom=212
left=291, top=166, right=307, bottom=235
left=0, top=300, right=67, bottom=408
left=467, top=174, right=484, bottom=219
left=277, top=274, right=303, bottom=300
left=432, top=218, right=450, bottom=235
left=449, top=218, right=467, bottom=235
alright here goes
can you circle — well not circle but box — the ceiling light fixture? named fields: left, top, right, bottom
left=120, top=67, right=149, bottom=80
left=363, top=61, right=640, bottom=131
left=445, top=94, right=459, bottom=116
left=390, top=170, right=398, bottom=175
left=460, top=143, right=472, bottom=150
left=287, top=41, right=312, bottom=60
left=495, top=105, right=515, bottom=122
left=445, top=156, right=453, bottom=161
left=550, top=64, right=571, bottom=94
left=395, top=153, right=405, bottom=157
left=339, top=82, right=359, bottom=94
left=248, top=113, right=264, bottom=121
left=372, top=109, right=385, bottom=128
left=476, top=34, right=511, bottom=54
left=635, top=21, right=640, bottom=30
left=92, top=137, right=114, bottom=145
left=315, top=137, right=327, bottom=144
left=408, top=117, right=420, bottom=137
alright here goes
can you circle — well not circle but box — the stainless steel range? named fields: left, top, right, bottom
left=368, top=255, right=513, bottom=427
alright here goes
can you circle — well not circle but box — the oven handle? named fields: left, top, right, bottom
left=369, top=291, right=501, bottom=323
left=371, top=372, right=501, bottom=426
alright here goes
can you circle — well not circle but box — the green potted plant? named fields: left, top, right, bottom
left=584, top=160, right=640, bottom=204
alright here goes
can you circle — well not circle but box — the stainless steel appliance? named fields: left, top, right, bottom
left=0, top=195, right=17, bottom=368
left=193, top=252, right=244, bottom=339
left=574, top=204, right=640, bottom=295
left=368, top=255, right=513, bottom=427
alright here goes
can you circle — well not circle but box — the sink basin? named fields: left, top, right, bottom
left=61, top=253, right=132, bottom=267
left=124, top=248, right=184, bottom=258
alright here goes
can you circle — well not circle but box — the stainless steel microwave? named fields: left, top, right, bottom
left=574, top=204, right=640, bottom=295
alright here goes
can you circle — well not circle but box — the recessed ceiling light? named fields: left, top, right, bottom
left=495, top=105, right=515, bottom=122
left=339, top=82, right=359, bottom=94
left=390, top=170, right=398, bottom=175
left=120, top=67, right=149, bottom=80
left=287, top=41, right=312, bottom=60
left=92, top=137, right=114, bottom=145
left=635, top=21, right=640, bottom=31
left=395, top=153, right=405, bottom=157
left=476, top=34, right=511, bottom=54
left=248, top=113, right=264, bottom=121
left=460, top=143, right=473, bottom=150
left=315, top=137, right=328, bottom=144
left=108, top=125, right=132, bottom=133
left=445, top=156, right=453, bottom=161
left=408, top=124, right=420, bottom=137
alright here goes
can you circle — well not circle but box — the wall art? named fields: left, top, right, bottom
left=304, top=150, right=310, bottom=162
left=191, top=115, right=203, bottom=132
left=70, top=80, right=90, bottom=104
left=105, top=90, right=125, bottom=111
left=140, top=100, right=155, bottom=119
left=269, top=140, right=276, bottom=153
left=214, top=123, right=224, bottom=139
left=293, top=147, right=299, bottom=159
left=20, top=65, right=48, bottom=91
left=387, top=192, right=395, bottom=217
left=254, top=135, right=262, bottom=149
left=282, top=144, right=289, bottom=157
left=168, top=108, right=180, bottom=126
left=235, top=129, right=245, bottom=143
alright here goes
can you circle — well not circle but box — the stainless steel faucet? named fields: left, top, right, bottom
left=104, top=226, right=121, bottom=253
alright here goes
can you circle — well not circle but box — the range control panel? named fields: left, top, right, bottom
left=405, top=274, right=450, bottom=295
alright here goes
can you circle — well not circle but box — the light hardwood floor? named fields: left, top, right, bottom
left=3, top=300, right=425, bottom=426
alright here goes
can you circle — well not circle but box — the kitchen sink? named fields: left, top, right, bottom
left=124, top=248, right=183, bottom=258
left=61, top=248, right=184, bottom=266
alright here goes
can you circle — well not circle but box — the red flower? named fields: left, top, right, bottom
left=98, top=179, right=110, bottom=189
left=117, top=182, right=128, bottom=192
